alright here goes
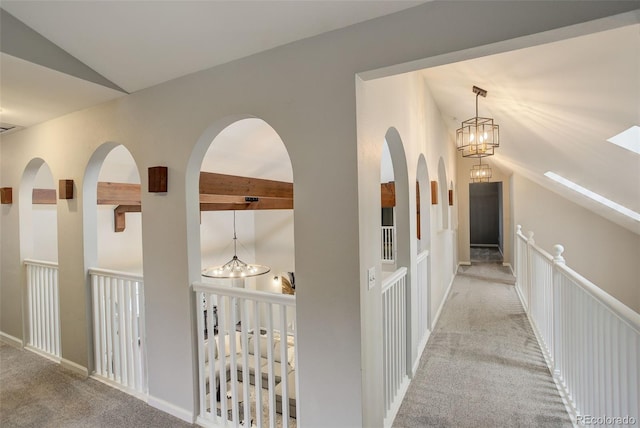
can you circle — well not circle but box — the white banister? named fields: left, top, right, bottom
left=382, top=267, right=409, bottom=428
left=514, top=225, right=640, bottom=425
left=381, top=225, right=395, bottom=263
left=24, top=259, right=61, bottom=359
left=89, top=268, right=147, bottom=398
left=193, top=281, right=298, bottom=427
left=416, top=251, right=430, bottom=345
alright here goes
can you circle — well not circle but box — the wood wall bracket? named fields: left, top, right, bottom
left=59, top=179, right=74, bottom=199
left=148, top=166, right=168, bottom=193
left=114, top=205, right=142, bottom=232
left=1, top=187, right=13, bottom=204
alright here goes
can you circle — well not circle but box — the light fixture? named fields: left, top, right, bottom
left=470, top=158, right=492, bottom=183
left=456, top=86, right=499, bottom=158
left=202, top=211, right=270, bottom=279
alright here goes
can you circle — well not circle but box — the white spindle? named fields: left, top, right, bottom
left=89, top=268, right=147, bottom=398
left=382, top=226, right=395, bottom=262
left=193, top=282, right=297, bottom=427
left=381, top=267, right=409, bottom=427
left=514, top=227, right=640, bottom=426
left=24, top=260, right=61, bottom=360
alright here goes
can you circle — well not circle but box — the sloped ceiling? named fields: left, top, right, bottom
left=0, top=1, right=423, bottom=128
left=422, top=24, right=640, bottom=234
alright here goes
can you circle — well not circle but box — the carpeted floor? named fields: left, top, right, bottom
left=0, top=344, right=194, bottom=428
left=393, top=264, right=572, bottom=428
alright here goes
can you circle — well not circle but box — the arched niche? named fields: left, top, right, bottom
left=437, top=158, right=448, bottom=230
left=382, top=127, right=410, bottom=272
left=83, top=143, right=143, bottom=273
left=20, top=158, right=58, bottom=262
left=188, top=116, right=295, bottom=294
left=416, top=155, right=431, bottom=253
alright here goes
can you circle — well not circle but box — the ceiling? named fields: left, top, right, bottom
left=422, top=23, right=640, bottom=234
left=0, top=0, right=423, bottom=128
left=0, top=2, right=638, bottom=234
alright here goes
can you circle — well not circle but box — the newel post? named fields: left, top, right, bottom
left=551, top=244, right=565, bottom=374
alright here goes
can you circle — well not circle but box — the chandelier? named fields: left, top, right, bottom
left=456, top=86, right=499, bottom=158
left=470, top=158, right=492, bottom=183
left=202, top=211, right=270, bottom=279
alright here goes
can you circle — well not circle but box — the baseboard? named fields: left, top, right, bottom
left=458, top=261, right=471, bottom=266
left=25, top=345, right=62, bottom=364
left=412, top=330, right=431, bottom=375
left=431, top=270, right=457, bottom=330
left=503, top=262, right=514, bottom=275
left=60, top=358, right=89, bottom=377
left=91, top=374, right=148, bottom=402
left=148, top=395, right=195, bottom=424
left=383, top=375, right=411, bottom=428
left=0, top=331, right=23, bottom=348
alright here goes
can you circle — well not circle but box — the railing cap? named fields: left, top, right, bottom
left=552, top=244, right=565, bottom=264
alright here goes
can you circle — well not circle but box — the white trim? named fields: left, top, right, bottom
left=502, top=262, right=514, bottom=276
left=88, top=267, right=143, bottom=282
left=25, top=345, right=62, bottom=364
left=148, top=395, right=195, bottom=424
left=91, top=374, right=149, bottom=402
left=0, top=331, right=23, bottom=348
left=383, top=375, right=411, bottom=428
left=413, top=329, right=431, bottom=375
left=458, top=261, right=471, bottom=266
left=431, top=269, right=457, bottom=329
left=60, top=358, right=89, bottom=377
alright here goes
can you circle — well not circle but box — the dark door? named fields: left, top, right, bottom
left=469, top=182, right=502, bottom=248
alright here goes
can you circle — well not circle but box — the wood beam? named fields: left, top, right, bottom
left=1, top=187, right=13, bottom=204
left=200, top=172, right=293, bottom=199
left=33, top=188, right=56, bottom=204
left=200, top=198, right=293, bottom=211
left=114, top=204, right=141, bottom=233
left=97, top=182, right=141, bottom=205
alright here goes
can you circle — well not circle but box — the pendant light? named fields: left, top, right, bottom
left=202, top=211, right=270, bottom=279
left=456, top=86, right=500, bottom=158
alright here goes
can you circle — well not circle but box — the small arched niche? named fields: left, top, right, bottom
left=83, top=144, right=143, bottom=273
left=20, top=160, right=58, bottom=262
left=437, top=158, right=448, bottom=230
left=416, top=155, right=431, bottom=253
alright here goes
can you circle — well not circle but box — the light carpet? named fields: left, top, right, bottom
left=393, top=264, right=571, bottom=428
left=0, top=343, right=194, bottom=428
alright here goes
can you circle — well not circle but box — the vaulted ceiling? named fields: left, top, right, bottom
left=0, top=2, right=638, bottom=234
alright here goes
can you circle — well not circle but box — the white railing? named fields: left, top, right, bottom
left=382, top=225, right=395, bottom=262
left=193, top=281, right=298, bottom=427
left=382, top=267, right=409, bottom=427
left=24, top=259, right=61, bottom=359
left=416, top=251, right=430, bottom=346
left=515, top=225, right=640, bottom=424
left=90, top=268, right=147, bottom=397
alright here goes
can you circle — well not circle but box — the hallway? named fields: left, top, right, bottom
left=393, top=263, right=572, bottom=428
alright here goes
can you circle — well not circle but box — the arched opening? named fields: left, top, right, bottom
left=416, top=155, right=432, bottom=339
left=83, top=143, right=147, bottom=396
left=437, top=158, right=448, bottom=230
left=380, top=127, right=412, bottom=425
left=20, top=159, right=60, bottom=359
left=189, top=116, right=297, bottom=426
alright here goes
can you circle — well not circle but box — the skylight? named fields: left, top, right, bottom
left=607, top=126, right=640, bottom=155
left=544, top=172, right=640, bottom=222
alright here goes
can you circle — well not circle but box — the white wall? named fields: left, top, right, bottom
left=31, top=163, right=57, bottom=262
left=96, top=145, right=142, bottom=273
left=357, top=71, right=457, bottom=426
left=513, top=174, right=640, bottom=312
left=1, top=3, right=634, bottom=425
